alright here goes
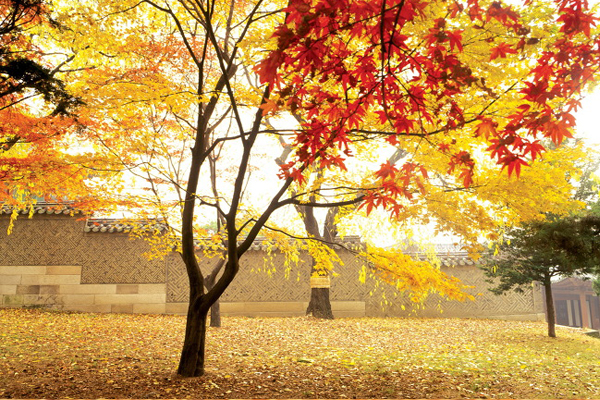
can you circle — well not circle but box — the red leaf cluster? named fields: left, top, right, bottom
left=256, top=0, right=600, bottom=212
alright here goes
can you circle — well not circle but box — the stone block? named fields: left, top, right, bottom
left=0, top=285, right=17, bottom=295
left=94, top=294, right=166, bottom=305
left=111, top=304, right=133, bottom=313
left=133, top=303, right=166, bottom=314
left=165, top=303, right=188, bottom=314
left=60, top=294, right=96, bottom=306
left=0, top=266, right=45, bottom=275
left=116, top=284, right=139, bottom=294
left=23, top=294, right=51, bottom=305
left=0, top=275, right=22, bottom=285
left=16, top=285, right=40, bottom=294
left=138, top=284, right=166, bottom=294
left=60, top=284, right=117, bottom=294
left=331, top=301, right=366, bottom=313
left=63, top=304, right=112, bottom=313
left=46, top=265, right=82, bottom=275
left=40, top=285, right=60, bottom=295
left=3, top=294, right=23, bottom=306
left=21, top=274, right=81, bottom=285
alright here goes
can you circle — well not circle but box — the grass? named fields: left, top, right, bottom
left=1, top=308, right=600, bottom=398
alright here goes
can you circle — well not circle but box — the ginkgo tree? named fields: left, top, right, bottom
left=37, top=0, right=600, bottom=378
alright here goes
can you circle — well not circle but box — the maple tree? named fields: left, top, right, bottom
left=250, top=0, right=600, bottom=320
left=53, top=0, right=467, bottom=376
left=33, top=0, right=600, bottom=378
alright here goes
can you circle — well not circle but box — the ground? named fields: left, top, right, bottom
left=1, top=308, right=600, bottom=398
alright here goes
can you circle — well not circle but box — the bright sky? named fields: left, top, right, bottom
left=576, top=89, right=600, bottom=145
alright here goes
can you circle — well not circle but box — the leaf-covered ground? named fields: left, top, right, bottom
left=1, top=308, right=600, bottom=399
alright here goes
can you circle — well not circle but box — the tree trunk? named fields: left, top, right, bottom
left=306, top=271, right=334, bottom=319
left=544, top=278, right=557, bottom=338
left=306, top=287, right=334, bottom=319
left=210, top=299, right=221, bottom=327
left=177, top=295, right=209, bottom=377
left=205, top=259, right=225, bottom=328
left=297, top=205, right=338, bottom=319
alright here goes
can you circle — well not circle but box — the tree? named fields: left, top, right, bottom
left=0, top=0, right=117, bottom=216
left=0, top=0, right=125, bottom=237
left=38, top=0, right=600, bottom=377
left=481, top=215, right=600, bottom=337
left=259, top=0, right=600, bottom=318
left=593, top=277, right=600, bottom=296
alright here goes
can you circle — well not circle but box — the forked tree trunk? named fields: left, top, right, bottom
left=544, top=277, right=557, bottom=338
left=177, top=244, right=241, bottom=377
left=298, top=205, right=338, bottom=319
left=177, top=294, right=209, bottom=376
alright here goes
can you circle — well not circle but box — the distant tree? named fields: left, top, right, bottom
left=481, top=215, right=600, bottom=337
left=593, top=277, right=600, bottom=297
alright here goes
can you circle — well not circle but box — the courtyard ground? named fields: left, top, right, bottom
left=1, top=308, right=599, bottom=398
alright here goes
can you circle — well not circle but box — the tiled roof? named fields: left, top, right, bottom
left=193, top=236, right=473, bottom=265
left=0, top=203, right=82, bottom=215
left=433, top=253, right=475, bottom=267
left=394, top=242, right=475, bottom=266
left=193, top=235, right=365, bottom=251
left=0, top=203, right=168, bottom=234
left=85, top=218, right=168, bottom=233
left=553, top=277, right=593, bottom=290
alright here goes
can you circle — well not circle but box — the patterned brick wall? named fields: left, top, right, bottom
left=1, top=213, right=544, bottom=319
left=0, top=214, right=167, bottom=284
left=166, top=248, right=368, bottom=304
left=364, top=265, right=544, bottom=318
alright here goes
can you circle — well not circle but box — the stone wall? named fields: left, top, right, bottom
left=0, top=210, right=545, bottom=320
left=0, top=265, right=166, bottom=313
left=0, top=212, right=167, bottom=284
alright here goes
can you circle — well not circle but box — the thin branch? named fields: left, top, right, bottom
left=260, top=223, right=362, bottom=255
left=277, top=194, right=365, bottom=209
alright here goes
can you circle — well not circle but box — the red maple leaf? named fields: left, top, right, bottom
left=545, top=119, right=573, bottom=145
left=447, top=30, right=464, bottom=52
left=490, top=43, right=517, bottom=60
left=499, top=155, right=528, bottom=178
left=475, top=118, right=497, bottom=139
left=375, top=161, right=398, bottom=180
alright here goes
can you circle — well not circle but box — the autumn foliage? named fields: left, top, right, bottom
left=0, top=0, right=115, bottom=214
left=257, top=0, right=600, bottom=214
left=2, top=0, right=600, bottom=378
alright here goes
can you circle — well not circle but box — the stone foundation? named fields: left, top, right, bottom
left=0, top=265, right=367, bottom=317
left=0, top=265, right=166, bottom=313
